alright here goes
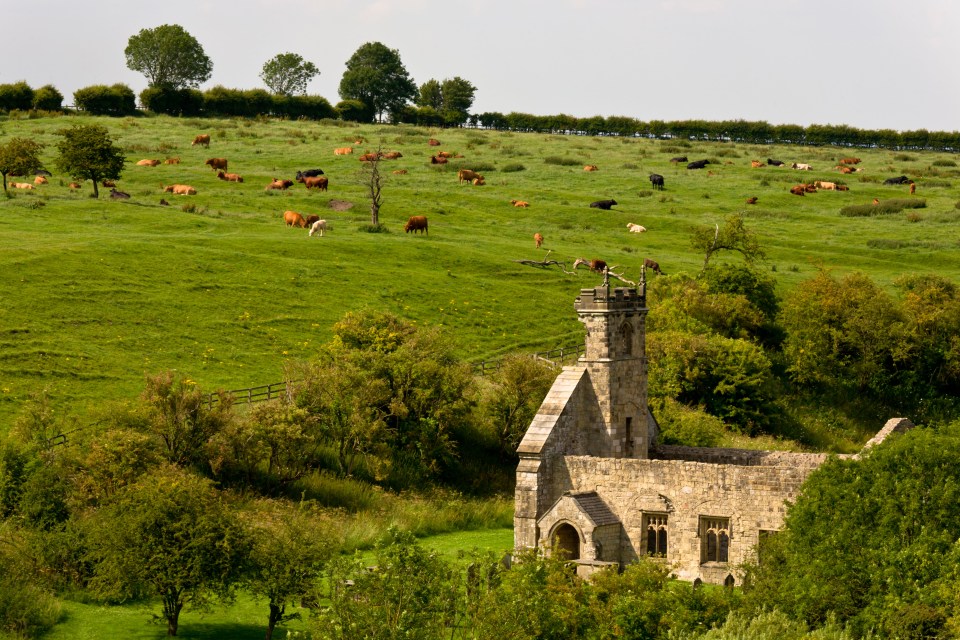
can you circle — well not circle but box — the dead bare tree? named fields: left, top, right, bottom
left=513, top=252, right=638, bottom=285
left=358, top=143, right=385, bottom=226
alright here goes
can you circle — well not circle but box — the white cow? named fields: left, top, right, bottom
left=792, top=163, right=813, bottom=170
left=626, top=223, right=647, bottom=233
left=309, top=219, right=327, bottom=237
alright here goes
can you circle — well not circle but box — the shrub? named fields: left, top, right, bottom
left=359, top=223, right=389, bottom=233
left=840, top=198, right=926, bottom=217
left=336, top=99, right=372, bottom=123
left=501, top=163, right=526, bottom=173
left=655, top=398, right=724, bottom=447
left=32, top=85, right=63, bottom=111
left=932, top=159, right=957, bottom=167
left=273, top=95, right=337, bottom=120
left=544, top=156, right=582, bottom=166
left=140, top=87, right=203, bottom=116
left=637, top=190, right=654, bottom=198
left=0, top=81, right=34, bottom=112
left=73, top=84, right=136, bottom=116
left=894, top=153, right=916, bottom=161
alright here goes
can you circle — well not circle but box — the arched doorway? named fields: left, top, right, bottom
left=552, top=523, right=581, bottom=560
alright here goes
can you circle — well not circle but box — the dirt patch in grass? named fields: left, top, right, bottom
left=328, top=199, right=354, bottom=211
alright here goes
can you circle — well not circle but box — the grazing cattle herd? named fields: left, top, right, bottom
left=9, top=129, right=922, bottom=280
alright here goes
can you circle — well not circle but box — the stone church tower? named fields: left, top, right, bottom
left=514, top=281, right=914, bottom=583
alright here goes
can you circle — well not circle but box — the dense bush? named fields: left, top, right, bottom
left=932, top=158, right=957, bottom=167
left=73, top=84, right=136, bottom=116
left=32, top=85, right=63, bottom=111
left=336, top=99, right=371, bottom=123
left=740, top=423, right=960, bottom=638
left=0, top=81, right=34, bottom=112
left=544, top=155, right=583, bottom=166
left=273, top=94, right=337, bottom=120
left=501, top=162, right=526, bottom=172
left=140, top=86, right=204, bottom=116
left=840, top=198, right=926, bottom=216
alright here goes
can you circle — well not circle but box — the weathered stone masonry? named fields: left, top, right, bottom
left=515, top=283, right=912, bottom=584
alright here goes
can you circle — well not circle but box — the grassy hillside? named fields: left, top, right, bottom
left=2, top=114, right=959, bottom=426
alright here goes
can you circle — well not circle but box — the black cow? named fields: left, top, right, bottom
left=34, top=169, right=52, bottom=177
left=687, top=159, right=709, bottom=170
left=649, top=174, right=665, bottom=190
left=296, top=169, right=324, bottom=181
left=109, top=188, right=130, bottom=200
left=589, top=199, right=618, bottom=210
left=643, top=258, right=664, bottom=275
left=669, top=156, right=688, bottom=163
left=767, top=158, right=785, bottom=166
left=884, top=175, right=911, bottom=185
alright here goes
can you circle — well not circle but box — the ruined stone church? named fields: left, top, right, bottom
left=514, top=280, right=912, bottom=585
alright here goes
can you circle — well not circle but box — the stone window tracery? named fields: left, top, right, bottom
left=700, top=517, right=730, bottom=563
left=643, top=513, right=668, bottom=556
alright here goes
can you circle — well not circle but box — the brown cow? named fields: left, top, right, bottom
left=164, top=184, right=197, bottom=195
left=304, top=214, right=321, bottom=226
left=11, top=182, right=33, bottom=189
left=136, top=159, right=161, bottom=167
left=205, top=158, right=228, bottom=171
left=750, top=160, right=764, bottom=168
left=745, top=196, right=758, bottom=204
left=583, top=165, right=599, bottom=172
left=334, top=147, right=353, bottom=155
left=511, top=200, right=530, bottom=207
left=192, top=134, right=211, bottom=147
left=910, top=182, right=916, bottom=195
left=437, top=151, right=454, bottom=159
left=840, top=157, right=861, bottom=164
left=430, top=155, right=448, bottom=164
left=573, top=258, right=607, bottom=273
left=472, top=177, right=485, bottom=186
left=643, top=258, right=664, bottom=275
left=428, top=138, right=441, bottom=146
left=404, top=215, right=428, bottom=234
left=217, top=171, right=243, bottom=182
left=392, top=169, right=408, bottom=175
left=299, top=175, right=328, bottom=191
left=265, top=179, right=294, bottom=190
left=534, top=233, right=544, bottom=248
left=102, top=180, right=116, bottom=188
left=283, top=210, right=307, bottom=228
left=382, top=151, right=403, bottom=160
left=814, top=181, right=836, bottom=190
left=838, top=166, right=855, bottom=174
left=68, top=182, right=80, bottom=189
left=836, top=184, right=850, bottom=191
left=790, top=185, right=806, bottom=196
left=458, top=169, right=482, bottom=184
left=33, top=175, right=48, bottom=185
left=164, top=157, right=181, bottom=165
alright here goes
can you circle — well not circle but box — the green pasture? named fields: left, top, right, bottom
left=2, top=114, right=959, bottom=425
left=41, top=528, right=514, bottom=640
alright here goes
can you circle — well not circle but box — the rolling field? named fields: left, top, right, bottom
left=2, top=114, right=959, bottom=426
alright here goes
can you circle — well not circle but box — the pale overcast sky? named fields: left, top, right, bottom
left=4, top=0, right=958, bottom=132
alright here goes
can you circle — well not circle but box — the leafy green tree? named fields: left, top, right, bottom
left=54, top=124, right=125, bottom=198
left=73, top=83, right=136, bottom=116
left=124, top=24, right=213, bottom=89
left=440, top=76, right=477, bottom=124
left=417, top=78, right=443, bottom=110
left=86, top=465, right=249, bottom=636
left=0, top=136, right=44, bottom=194
left=0, top=81, right=34, bottom=111
left=32, top=84, right=63, bottom=111
left=338, top=42, right=417, bottom=122
left=244, top=501, right=336, bottom=640
left=260, top=52, right=319, bottom=96
left=691, top=212, right=766, bottom=274
left=780, top=270, right=905, bottom=394
left=740, top=423, right=960, bottom=638
left=314, top=528, right=461, bottom=639
left=135, top=371, right=234, bottom=468
left=482, top=354, right=557, bottom=457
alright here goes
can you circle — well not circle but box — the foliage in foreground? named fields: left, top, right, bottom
left=740, top=422, right=960, bottom=638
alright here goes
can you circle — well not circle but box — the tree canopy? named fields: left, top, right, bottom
left=260, top=52, right=319, bottom=96
left=54, top=124, right=125, bottom=198
left=0, top=137, right=44, bottom=193
left=124, top=24, right=213, bottom=90
left=338, top=42, right=416, bottom=123
left=416, top=77, right=477, bottom=125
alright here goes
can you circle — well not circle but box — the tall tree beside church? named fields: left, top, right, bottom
left=338, top=42, right=416, bottom=123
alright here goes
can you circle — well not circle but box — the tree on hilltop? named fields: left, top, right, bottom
left=260, top=52, right=319, bottom=96
left=125, top=24, right=213, bottom=90
left=338, top=42, right=416, bottom=123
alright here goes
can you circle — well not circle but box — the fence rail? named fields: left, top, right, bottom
left=204, top=343, right=584, bottom=408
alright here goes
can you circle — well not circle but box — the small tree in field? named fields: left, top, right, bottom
left=691, top=212, right=765, bottom=275
left=87, top=465, right=249, bottom=637
left=55, top=124, right=125, bottom=198
left=125, top=24, right=212, bottom=90
left=0, top=137, right=44, bottom=194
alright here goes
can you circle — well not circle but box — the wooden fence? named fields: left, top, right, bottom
left=205, top=343, right=585, bottom=408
